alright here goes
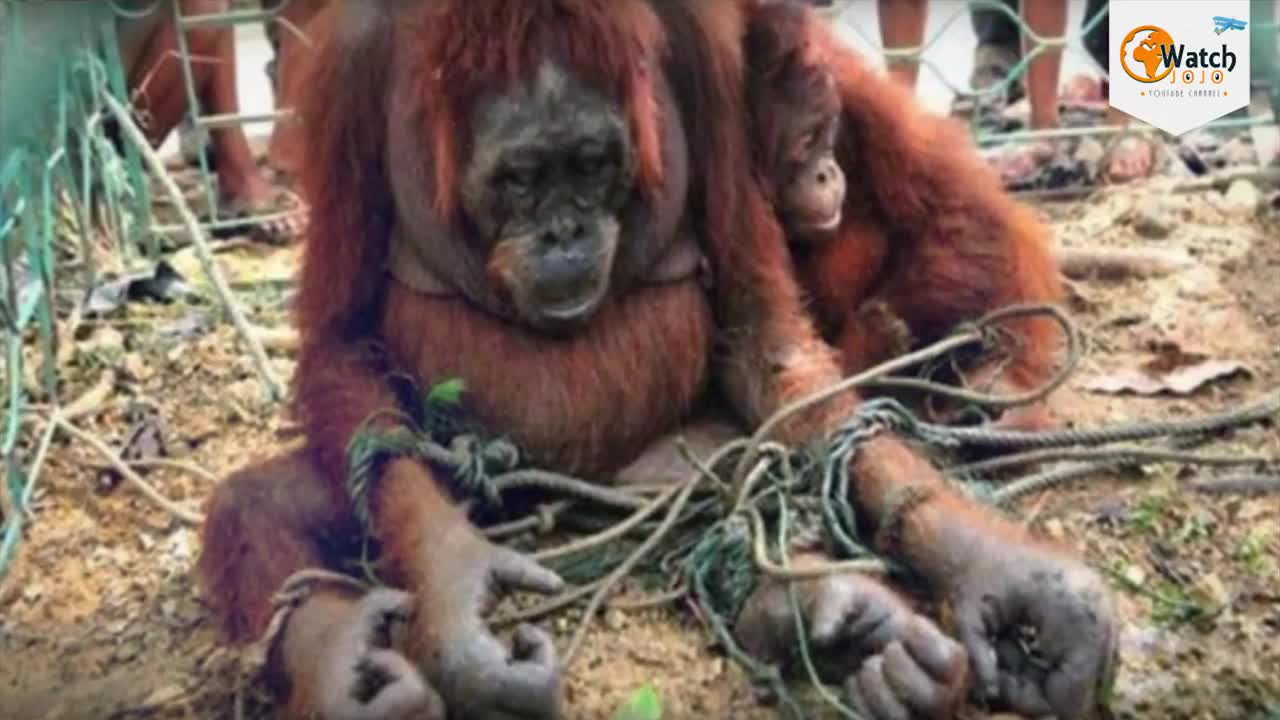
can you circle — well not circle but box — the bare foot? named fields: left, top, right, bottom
left=1061, top=73, right=1106, bottom=108
left=219, top=177, right=307, bottom=244
left=1102, top=136, right=1157, bottom=185
left=991, top=141, right=1057, bottom=189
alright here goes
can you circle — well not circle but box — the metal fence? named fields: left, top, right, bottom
left=1, top=0, right=1278, bottom=581
left=823, top=0, right=1280, bottom=146
left=0, top=0, right=156, bottom=578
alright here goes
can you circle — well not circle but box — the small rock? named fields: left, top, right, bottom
left=1222, top=179, right=1261, bottom=214
left=1124, top=565, right=1147, bottom=586
left=1198, top=573, right=1231, bottom=607
left=1129, top=207, right=1173, bottom=239
left=165, top=343, right=187, bottom=364
left=141, top=683, right=187, bottom=708
left=22, top=582, right=43, bottom=603
left=1043, top=518, right=1066, bottom=540
left=604, top=608, right=626, bottom=631
left=114, top=639, right=141, bottom=662
left=83, top=326, right=125, bottom=354
left=121, top=352, right=152, bottom=382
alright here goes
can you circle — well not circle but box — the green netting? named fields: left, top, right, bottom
left=0, top=0, right=152, bottom=580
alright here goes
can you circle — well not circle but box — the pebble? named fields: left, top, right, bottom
left=1129, top=206, right=1173, bottom=239
left=1222, top=179, right=1262, bottom=215
left=604, top=608, right=626, bottom=631
left=121, top=352, right=152, bottom=382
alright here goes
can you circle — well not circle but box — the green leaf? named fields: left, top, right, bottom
left=612, top=685, right=662, bottom=720
left=426, top=377, right=466, bottom=406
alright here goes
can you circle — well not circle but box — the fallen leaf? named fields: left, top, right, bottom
left=1083, top=345, right=1250, bottom=396
left=140, top=683, right=187, bottom=708
left=613, top=685, right=663, bottom=720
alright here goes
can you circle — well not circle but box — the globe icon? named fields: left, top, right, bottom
left=1120, top=25, right=1176, bottom=82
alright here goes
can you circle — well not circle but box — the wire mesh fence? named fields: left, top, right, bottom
left=0, top=0, right=159, bottom=579
left=1, top=0, right=1278, bottom=582
left=823, top=0, right=1280, bottom=147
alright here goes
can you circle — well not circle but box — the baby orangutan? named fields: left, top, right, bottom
left=743, top=0, right=1067, bottom=431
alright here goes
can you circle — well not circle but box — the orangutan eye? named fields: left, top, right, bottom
left=498, top=164, right=539, bottom=194
left=574, top=152, right=605, bottom=176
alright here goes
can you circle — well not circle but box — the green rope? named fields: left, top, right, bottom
left=344, top=379, right=518, bottom=532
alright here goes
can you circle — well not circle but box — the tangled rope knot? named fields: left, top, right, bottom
left=345, top=379, right=522, bottom=533
left=328, top=306, right=1277, bottom=720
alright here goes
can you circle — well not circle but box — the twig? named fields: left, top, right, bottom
left=88, top=457, right=220, bottom=485
left=100, top=92, right=284, bottom=402
left=54, top=303, right=85, bottom=369
left=1055, top=246, right=1193, bottom=281
left=249, top=324, right=299, bottom=353
left=21, top=420, right=59, bottom=515
left=60, top=369, right=117, bottom=421
left=49, top=414, right=202, bottom=525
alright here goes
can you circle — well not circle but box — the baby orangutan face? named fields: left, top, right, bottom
left=778, top=106, right=844, bottom=240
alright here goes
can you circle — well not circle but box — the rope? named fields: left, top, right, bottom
left=732, top=303, right=1077, bottom=487
left=949, top=445, right=1277, bottom=477
left=922, top=390, right=1280, bottom=450
left=325, top=308, right=1279, bottom=719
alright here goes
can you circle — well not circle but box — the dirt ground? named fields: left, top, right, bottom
left=1, top=164, right=1278, bottom=720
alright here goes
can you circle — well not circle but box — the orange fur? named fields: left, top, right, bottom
left=747, top=2, right=1064, bottom=404
left=197, top=6, right=844, bottom=702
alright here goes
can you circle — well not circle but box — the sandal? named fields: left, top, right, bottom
left=214, top=188, right=307, bottom=245
left=986, top=136, right=1089, bottom=191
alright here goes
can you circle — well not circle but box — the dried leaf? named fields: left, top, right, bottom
left=1083, top=346, right=1250, bottom=396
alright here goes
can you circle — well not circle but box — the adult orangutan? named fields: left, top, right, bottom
left=742, top=0, right=1066, bottom=432
left=196, top=2, right=1115, bottom=719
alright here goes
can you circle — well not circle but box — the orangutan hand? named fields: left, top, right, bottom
left=316, top=589, right=444, bottom=720
left=735, top=557, right=968, bottom=720
left=413, top=529, right=566, bottom=720
left=933, top=521, right=1117, bottom=719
